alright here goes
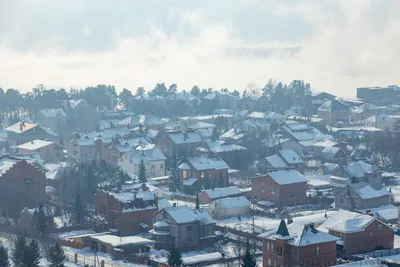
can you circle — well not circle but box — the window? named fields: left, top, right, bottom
left=292, top=249, right=295, bottom=258
left=186, top=236, right=193, bottom=242
left=261, top=184, right=265, bottom=192
left=267, top=242, right=270, bottom=251
left=316, top=246, right=320, bottom=256
left=267, top=259, right=272, bottom=266
left=186, top=225, right=193, bottom=231
left=201, top=172, right=205, bottom=178
left=378, top=224, right=383, bottom=231
left=182, top=171, right=187, bottom=178
left=160, top=163, right=164, bottom=169
left=150, top=164, right=155, bottom=170
left=278, top=246, right=283, bottom=256
left=271, top=187, right=275, bottom=194
left=271, top=243, right=275, bottom=252
left=340, top=198, right=343, bottom=204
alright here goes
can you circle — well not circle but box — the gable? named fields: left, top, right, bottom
left=332, top=167, right=351, bottom=178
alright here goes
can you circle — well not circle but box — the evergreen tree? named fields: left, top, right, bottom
left=168, top=153, right=179, bottom=192
left=72, top=190, right=85, bottom=225
left=241, top=241, right=258, bottom=267
left=167, top=243, right=183, bottom=267
left=11, top=236, right=26, bottom=267
left=47, top=243, right=66, bottom=267
left=23, top=240, right=41, bottom=267
left=195, top=194, right=200, bottom=209
left=0, top=245, right=9, bottom=267
left=138, top=159, right=147, bottom=183
left=36, top=204, right=47, bottom=234
left=211, top=127, right=219, bottom=141
left=233, top=149, right=242, bottom=169
left=204, top=173, right=210, bottom=189
left=83, top=166, right=97, bottom=197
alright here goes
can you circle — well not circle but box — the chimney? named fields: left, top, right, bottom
left=31, top=140, right=34, bottom=144
left=20, top=123, right=23, bottom=131
left=173, top=203, right=176, bottom=207
left=365, top=209, right=371, bottom=215
left=183, top=131, right=188, bottom=140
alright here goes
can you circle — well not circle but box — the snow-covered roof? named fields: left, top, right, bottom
left=187, top=121, right=215, bottom=130
left=312, top=139, right=338, bottom=148
left=6, top=122, right=39, bottom=133
left=306, top=174, right=331, bottom=188
left=136, top=189, right=155, bottom=201
left=183, top=178, right=198, bottom=186
left=282, top=123, right=332, bottom=142
left=124, top=147, right=166, bottom=165
left=289, top=224, right=339, bottom=247
left=164, top=206, right=214, bottom=225
left=365, top=114, right=395, bottom=123
left=266, top=169, right=308, bottom=185
left=356, top=160, right=380, bottom=174
left=69, top=99, right=87, bottom=109
left=358, top=204, right=398, bottom=222
left=204, top=141, right=247, bottom=153
left=318, top=100, right=348, bottom=112
left=278, top=149, right=303, bottom=164
left=157, top=198, right=172, bottom=211
left=220, top=129, right=245, bottom=140
left=183, top=252, right=223, bottom=265
left=154, top=220, right=169, bottom=228
left=342, top=162, right=369, bottom=178
left=0, top=157, right=18, bottom=176
left=321, top=147, right=343, bottom=160
left=248, top=112, right=265, bottom=119
left=181, top=156, right=229, bottom=171
left=40, top=108, right=66, bottom=118
left=215, top=196, right=251, bottom=209
left=90, top=234, right=155, bottom=247
left=168, top=131, right=202, bottom=145
left=318, top=210, right=376, bottom=233
left=140, top=115, right=165, bottom=126
left=17, top=139, right=54, bottom=151
left=349, top=182, right=390, bottom=200
left=264, top=155, right=288, bottom=169
left=203, top=186, right=241, bottom=199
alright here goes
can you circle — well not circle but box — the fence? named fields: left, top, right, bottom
left=350, top=248, right=400, bottom=261
left=65, top=252, right=136, bottom=267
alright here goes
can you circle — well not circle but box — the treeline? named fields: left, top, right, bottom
left=0, top=79, right=313, bottom=121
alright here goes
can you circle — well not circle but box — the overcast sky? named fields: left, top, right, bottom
left=0, top=0, right=398, bottom=97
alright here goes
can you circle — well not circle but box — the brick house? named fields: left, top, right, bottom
left=17, top=139, right=58, bottom=161
left=318, top=210, right=394, bottom=255
left=155, top=130, right=202, bottom=158
left=178, top=156, right=229, bottom=193
left=94, top=184, right=157, bottom=235
left=0, top=155, right=46, bottom=214
left=331, top=161, right=382, bottom=184
left=152, top=205, right=215, bottom=251
left=66, top=132, right=98, bottom=163
left=197, top=140, right=248, bottom=167
left=251, top=169, right=307, bottom=206
left=262, top=220, right=338, bottom=267
left=198, top=186, right=242, bottom=205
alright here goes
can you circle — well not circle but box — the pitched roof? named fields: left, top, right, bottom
left=214, top=196, right=251, bottom=209
left=17, top=139, right=54, bottom=151
left=278, top=149, right=303, bottom=164
left=349, top=182, right=390, bottom=200
left=164, top=205, right=214, bottom=225
left=318, top=100, right=349, bottom=112
left=266, top=169, right=308, bottom=185
left=124, top=147, right=166, bottom=165
left=321, top=147, right=344, bottom=160
left=318, top=210, right=376, bottom=233
left=168, top=131, right=202, bottom=145
left=276, top=220, right=289, bottom=236
left=203, top=186, right=241, bottom=199
left=264, top=155, right=288, bottom=169
left=40, top=108, right=66, bottom=118
left=180, top=156, right=229, bottom=171
left=290, top=224, right=339, bottom=247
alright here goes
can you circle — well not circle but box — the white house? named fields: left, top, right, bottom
left=364, top=114, right=395, bottom=132
left=206, top=196, right=251, bottom=219
left=118, top=147, right=166, bottom=178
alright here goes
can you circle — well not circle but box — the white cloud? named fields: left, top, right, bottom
left=0, top=0, right=399, bottom=97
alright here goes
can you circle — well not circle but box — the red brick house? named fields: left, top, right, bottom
left=155, top=130, right=202, bottom=158
left=262, top=220, right=338, bottom=267
left=251, top=169, right=307, bottom=206
left=178, top=156, right=229, bottom=193
left=94, top=184, right=157, bottom=235
left=318, top=210, right=394, bottom=255
left=0, top=155, right=46, bottom=214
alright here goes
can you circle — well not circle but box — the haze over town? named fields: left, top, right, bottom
left=1, top=0, right=400, bottom=97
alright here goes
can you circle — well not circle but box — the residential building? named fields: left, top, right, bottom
left=63, top=99, right=98, bottom=132
left=251, top=169, right=308, bottom=206
left=178, top=157, right=229, bottom=193
left=89, top=234, right=154, bottom=254
left=155, top=130, right=202, bottom=158
left=5, top=122, right=58, bottom=145
left=36, top=108, right=67, bottom=133
left=318, top=210, right=394, bottom=255
left=281, top=121, right=331, bottom=144
left=331, top=161, right=382, bottom=184
left=17, top=139, right=57, bottom=161
left=357, top=85, right=400, bottom=104
left=45, top=163, right=80, bottom=203
left=321, top=147, right=347, bottom=165
left=94, top=184, right=157, bottom=235
left=248, top=111, right=286, bottom=125
left=197, top=140, right=247, bottom=167
left=206, top=196, right=251, bottom=219
left=66, top=132, right=98, bottom=163
left=278, top=149, right=304, bottom=173
left=257, top=155, right=288, bottom=173
left=203, top=92, right=238, bottom=110
left=0, top=155, right=46, bottom=214
left=335, top=182, right=391, bottom=211
left=152, top=205, right=215, bottom=251
left=118, top=147, right=166, bottom=178
left=318, top=100, right=350, bottom=125
left=364, top=114, right=395, bottom=132
left=198, top=186, right=243, bottom=205
left=262, top=220, right=338, bottom=267
left=239, top=94, right=268, bottom=111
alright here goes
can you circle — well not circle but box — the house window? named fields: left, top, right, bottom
left=267, top=259, right=272, bottom=266
left=378, top=224, right=383, bottom=231
left=271, top=187, right=275, bottom=194
left=278, top=246, right=283, bottom=256
left=160, top=163, right=164, bottom=169
left=316, top=246, right=320, bottom=256
left=182, top=171, right=187, bottom=178
left=271, top=243, right=275, bottom=252
left=201, top=172, right=205, bottom=178
left=150, top=164, right=155, bottom=170
left=261, top=184, right=265, bottom=192
left=267, top=242, right=270, bottom=251
left=292, top=249, right=295, bottom=258
left=340, top=198, right=343, bottom=204
left=186, top=225, right=193, bottom=231
left=186, top=236, right=193, bottom=242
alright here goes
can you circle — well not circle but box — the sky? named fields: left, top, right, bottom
left=0, top=0, right=399, bottom=97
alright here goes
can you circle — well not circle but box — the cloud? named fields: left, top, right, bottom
left=0, top=0, right=399, bottom=97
